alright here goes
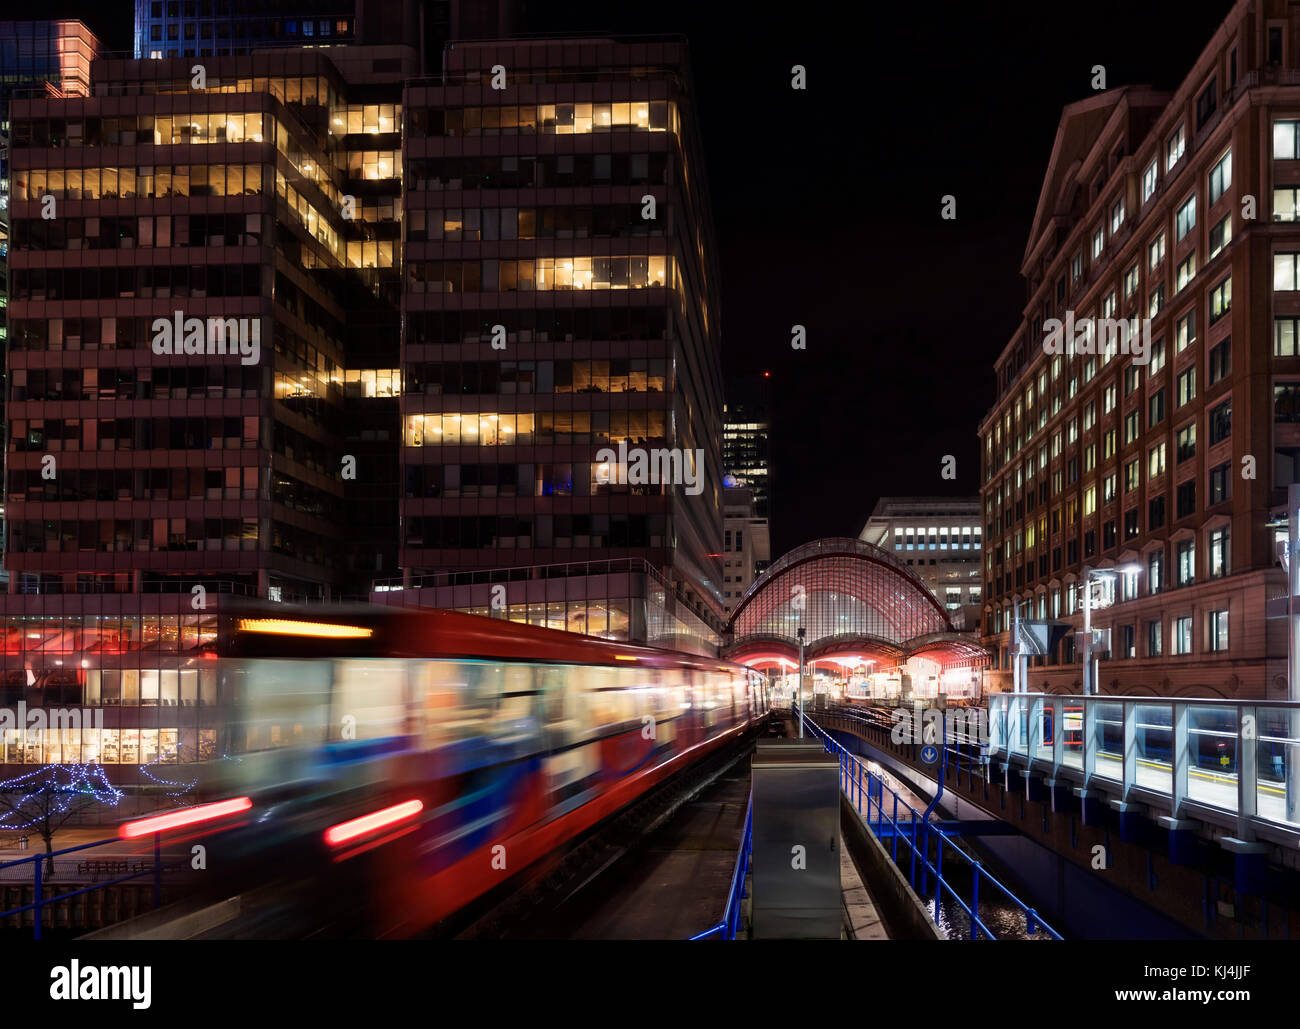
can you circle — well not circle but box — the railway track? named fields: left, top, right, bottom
left=444, top=727, right=761, bottom=939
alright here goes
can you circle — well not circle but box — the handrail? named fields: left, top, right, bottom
left=985, top=692, right=1300, bottom=843
left=687, top=790, right=752, bottom=940
left=800, top=710, right=1063, bottom=941
left=0, top=832, right=173, bottom=940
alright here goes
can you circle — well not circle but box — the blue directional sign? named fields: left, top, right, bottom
left=920, top=745, right=939, bottom=765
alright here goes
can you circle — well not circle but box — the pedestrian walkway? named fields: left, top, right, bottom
left=840, top=833, right=888, bottom=939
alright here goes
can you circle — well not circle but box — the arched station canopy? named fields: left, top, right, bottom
left=724, top=538, right=989, bottom=671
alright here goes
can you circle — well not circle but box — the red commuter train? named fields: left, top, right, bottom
left=139, top=605, right=768, bottom=935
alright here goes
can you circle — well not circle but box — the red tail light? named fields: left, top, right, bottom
left=119, top=796, right=253, bottom=839
left=324, top=800, right=423, bottom=847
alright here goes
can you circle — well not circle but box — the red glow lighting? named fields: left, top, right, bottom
left=119, top=797, right=252, bottom=839
left=324, top=799, right=424, bottom=847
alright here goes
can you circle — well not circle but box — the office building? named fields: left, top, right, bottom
left=0, top=27, right=730, bottom=793
left=722, top=399, right=769, bottom=519
left=722, top=483, right=768, bottom=613
left=0, top=41, right=417, bottom=787
left=859, top=496, right=982, bottom=627
left=383, top=35, right=727, bottom=654
left=979, top=0, right=1295, bottom=698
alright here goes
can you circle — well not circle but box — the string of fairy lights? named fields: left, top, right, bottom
left=0, top=747, right=198, bottom=831
left=0, top=762, right=125, bottom=830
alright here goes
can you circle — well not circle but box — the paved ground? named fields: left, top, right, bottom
left=840, top=834, right=889, bottom=940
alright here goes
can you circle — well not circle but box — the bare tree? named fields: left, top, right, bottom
left=0, top=765, right=123, bottom=877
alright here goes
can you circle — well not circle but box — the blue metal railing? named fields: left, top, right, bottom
left=800, top=711, right=1062, bottom=941
left=0, top=833, right=170, bottom=940
left=688, top=791, right=753, bottom=940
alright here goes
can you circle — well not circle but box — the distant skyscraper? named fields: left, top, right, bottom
left=132, top=0, right=522, bottom=69
left=134, top=0, right=357, bottom=59
left=723, top=400, right=769, bottom=519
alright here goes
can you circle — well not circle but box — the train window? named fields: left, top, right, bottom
left=498, top=664, right=538, bottom=726
left=538, top=664, right=588, bottom=742
left=331, top=660, right=409, bottom=741
left=586, top=666, right=634, bottom=728
left=228, top=659, right=330, bottom=753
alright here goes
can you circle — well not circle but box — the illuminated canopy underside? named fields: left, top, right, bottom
left=725, top=538, right=990, bottom=671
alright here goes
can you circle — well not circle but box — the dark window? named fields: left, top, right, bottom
left=1149, top=494, right=1166, bottom=530
left=1196, top=81, right=1217, bottom=129
left=1209, top=462, right=1230, bottom=505
left=1275, top=381, right=1300, bottom=421
left=1124, top=508, right=1139, bottom=539
left=1270, top=26, right=1283, bottom=64
left=1209, top=399, right=1232, bottom=444
left=1209, top=338, right=1231, bottom=385
left=1149, top=390, right=1166, bottom=426
left=1176, top=479, right=1196, bottom=518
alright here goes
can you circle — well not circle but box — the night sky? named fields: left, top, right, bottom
left=63, top=0, right=1240, bottom=554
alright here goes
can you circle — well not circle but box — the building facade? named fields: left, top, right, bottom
left=0, top=28, right=730, bottom=794
left=0, top=42, right=418, bottom=789
left=131, top=0, right=520, bottom=66
left=979, top=0, right=1300, bottom=699
left=134, top=0, right=358, bottom=60
left=859, top=496, right=982, bottom=627
left=384, top=36, right=728, bottom=653
left=0, top=22, right=102, bottom=571
left=722, top=483, right=769, bottom=612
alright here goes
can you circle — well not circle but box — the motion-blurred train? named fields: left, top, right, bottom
left=126, top=606, right=769, bottom=935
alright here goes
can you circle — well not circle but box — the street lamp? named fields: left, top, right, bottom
left=1080, top=563, right=1142, bottom=695
left=796, top=627, right=806, bottom=737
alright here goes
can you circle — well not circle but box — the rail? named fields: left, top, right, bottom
left=986, top=693, right=1300, bottom=846
left=687, top=791, right=752, bottom=941
left=800, top=710, right=1063, bottom=941
left=0, top=832, right=172, bottom=940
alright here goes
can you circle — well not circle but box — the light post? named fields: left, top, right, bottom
left=1080, top=563, right=1141, bottom=695
left=797, top=627, right=806, bottom=737
left=1012, top=596, right=1024, bottom=694
left=1288, top=485, right=1300, bottom=822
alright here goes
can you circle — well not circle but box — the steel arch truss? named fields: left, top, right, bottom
left=727, top=538, right=954, bottom=655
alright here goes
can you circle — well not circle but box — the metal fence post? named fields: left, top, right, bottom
left=909, top=811, right=918, bottom=887
left=934, top=833, right=944, bottom=923
left=33, top=856, right=43, bottom=941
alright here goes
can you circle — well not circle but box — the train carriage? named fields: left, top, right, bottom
left=154, top=605, right=767, bottom=934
